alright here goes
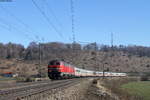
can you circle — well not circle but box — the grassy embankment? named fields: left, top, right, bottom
left=101, top=77, right=143, bottom=100
left=121, top=81, right=150, bottom=100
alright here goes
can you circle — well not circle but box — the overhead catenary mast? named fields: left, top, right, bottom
left=70, top=0, right=76, bottom=44
left=70, top=0, right=77, bottom=64
left=111, top=32, right=114, bottom=49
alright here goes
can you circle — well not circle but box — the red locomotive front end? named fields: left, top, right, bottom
left=48, top=60, right=75, bottom=79
left=48, top=60, right=62, bottom=79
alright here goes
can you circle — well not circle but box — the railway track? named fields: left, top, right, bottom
left=0, top=80, right=52, bottom=90
left=0, top=79, right=81, bottom=100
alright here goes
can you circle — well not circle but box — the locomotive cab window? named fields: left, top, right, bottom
left=49, top=60, right=60, bottom=65
left=56, top=62, right=60, bottom=65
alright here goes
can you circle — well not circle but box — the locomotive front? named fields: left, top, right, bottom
left=48, top=60, right=62, bottom=79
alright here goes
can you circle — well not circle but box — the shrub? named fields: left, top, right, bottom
left=92, top=79, right=97, bottom=84
left=140, top=75, right=149, bottom=81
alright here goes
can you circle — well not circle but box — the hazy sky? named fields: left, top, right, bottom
left=0, top=0, right=150, bottom=47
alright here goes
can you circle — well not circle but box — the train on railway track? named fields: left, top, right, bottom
left=48, top=60, right=127, bottom=79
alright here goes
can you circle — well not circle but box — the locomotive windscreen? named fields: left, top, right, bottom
left=49, top=60, right=60, bottom=65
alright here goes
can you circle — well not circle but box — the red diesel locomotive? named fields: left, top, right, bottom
left=48, top=60, right=75, bottom=79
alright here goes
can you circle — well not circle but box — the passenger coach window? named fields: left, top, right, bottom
left=76, top=70, right=80, bottom=72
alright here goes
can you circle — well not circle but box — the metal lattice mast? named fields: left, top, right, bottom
left=70, top=0, right=75, bottom=43
left=111, top=32, right=114, bottom=49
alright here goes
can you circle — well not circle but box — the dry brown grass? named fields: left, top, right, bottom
left=0, top=59, right=39, bottom=76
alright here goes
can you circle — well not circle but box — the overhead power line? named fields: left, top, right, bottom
left=42, top=0, right=63, bottom=30
left=0, top=23, right=11, bottom=31
left=0, top=6, right=31, bottom=31
left=0, top=17, right=34, bottom=41
left=0, top=17, right=11, bottom=30
left=32, top=0, right=64, bottom=38
left=0, top=5, right=39, bottom=41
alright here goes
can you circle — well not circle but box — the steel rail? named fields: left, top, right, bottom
left=0, top=79, right=81, bottom=100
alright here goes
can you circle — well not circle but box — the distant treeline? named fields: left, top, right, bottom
left=0, top=42, right=150, bottom=60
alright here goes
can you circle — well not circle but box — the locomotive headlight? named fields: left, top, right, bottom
left=48, top=70, right=51, bottom=72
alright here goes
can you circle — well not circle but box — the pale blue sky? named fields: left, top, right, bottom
left=0, top=0, right=150, bottom=47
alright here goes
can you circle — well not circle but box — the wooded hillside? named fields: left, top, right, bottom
left=0, top=42, right=150, bottom=76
